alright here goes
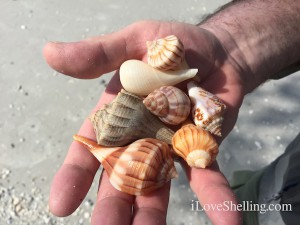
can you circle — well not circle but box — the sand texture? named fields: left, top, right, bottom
left=1, top=0, right=299, bottom=224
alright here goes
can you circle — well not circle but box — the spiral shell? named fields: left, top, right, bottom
left=187, top=81, right=226, bottom=136
left=172, top=124, right=218, bottom=168
left=147, top=35, right=188, bottom=71
left=120, top=60, right=198, bottom=96
left=73, top=135, right=178, bottom=195
left=143, top=86, right=191, bottom=125
left=90, top=89, right=175, bottom=146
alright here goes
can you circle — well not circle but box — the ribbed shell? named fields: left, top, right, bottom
left=90, top=89, right=175, bottom=146
left=73, top=135, right=178, bottom=195
left=147, top=35, right=186, bottom=71
left=187, top=81, right=226, bottom=136
left=172, top=124, right=218, bottom=168
left=143, top=86, right=191, bottom=125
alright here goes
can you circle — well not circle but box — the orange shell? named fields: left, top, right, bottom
left=172, top=124, right=218, bottom=168
left=73, top=135, right=178, bottom=195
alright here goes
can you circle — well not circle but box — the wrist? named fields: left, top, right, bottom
left=198, top=0, right=300, bottom=91
left=198, top=24, right=256, bottom=94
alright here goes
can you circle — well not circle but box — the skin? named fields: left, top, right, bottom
left=44, top=21, right=243, bottom=225
left=43, top=1, right=300, bottom=224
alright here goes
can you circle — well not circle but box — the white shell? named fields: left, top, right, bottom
left=120, top=60, right=198, bottom=96
left=187, top=81, right=226, bottom=136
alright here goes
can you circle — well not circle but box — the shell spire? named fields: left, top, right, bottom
left=187, top=81, right=226, bottom=136
left=90, top=89, right=175, bottom=146
left=73, top=135, right=178, bottom=195
left=120, top=60, right=198, bottom=96
left=146, top=35, right=188, bottom=71
left=143, top=86, right=191, bottom=125
left=172, top=124, right=219, bottom=168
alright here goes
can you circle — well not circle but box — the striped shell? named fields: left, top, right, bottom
left=90, top=89, right=175, bottom=146
left=172, top=124, right=219, bottom=168
left=73, top=135, right=178, bottom=195
left=187, top=81, right=226, bottom=136
left=143, top=86, right=191, bottom=125
left=146, top=35, right=188, bottom=71
left=120, top=60, right=197, bottom=96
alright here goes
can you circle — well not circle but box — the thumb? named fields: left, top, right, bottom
left=43, top=23, right=148, bottom=79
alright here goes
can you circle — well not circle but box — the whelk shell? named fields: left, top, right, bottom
left=120, top=60, right=198, bottom=96
left=146, top=35, right=188, bottom=71
left=187, top=81, right=226, bottom=136
left=143, top=86, right=191, bottom=125
left=172, top=124, right=219, bottom=168
left=73, top=135, right=178, bottom=195
left=90, top=89, right=175, bottom=146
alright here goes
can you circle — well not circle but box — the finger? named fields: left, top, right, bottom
left=49, top=74, right=121, bottom=216
left=91, top=171, right=134, bottom=225
left=184, top=162, right=242, bottom=225
left=43, top=22, right=154, bottom=79
left=132, top=182, right=171, bottom=225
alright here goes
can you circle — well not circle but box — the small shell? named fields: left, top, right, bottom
left=172, top=124, right=218, bottom=168
left=187, top=81, right=226, bottom=136
left=90, top=89, right=175, bottom=146
left=120, top=60, right=198, bottom=96
left=147, top=35, right=188, bottom=71
left=143, top=86, right=191, bottom=125
left=73, top=135, right=178, bottom=195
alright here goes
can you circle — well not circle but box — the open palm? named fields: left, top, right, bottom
left=44, top=20, right=245, bottom=225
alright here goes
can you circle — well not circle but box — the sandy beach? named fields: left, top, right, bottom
left=1, top=0, right=299, bottom=224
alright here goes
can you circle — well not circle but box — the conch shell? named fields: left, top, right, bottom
left=143, top=86, right=191, bottom=125
left=172, top=124, right=218, bottom=168
left=90, top=89, right=175, bottom=146
left=73, top=135, right=178, bottom=195
left=187, top=81, right=226, bottom=136
left=119, top=60, right=198, bottom=96
left=146, top=35, right=188, bottom=71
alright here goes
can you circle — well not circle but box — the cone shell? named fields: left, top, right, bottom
left=187, top=81, right=226, bottom=136
left=73, top=135, right=178, bottom=195
left=90, top=89, right=175, bottom=146
left=172, top=124, right=218, bottom=168
left=120, top=60, right=198, bottom=96
left=143, top=86, right=191, bottom=125
left=147, top=35, right=188, bottom=71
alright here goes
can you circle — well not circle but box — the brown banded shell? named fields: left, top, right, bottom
left=143, top=86, right=191, bottom=125
left=73, top=135, right=178, bottom=195
left=187, top=81, right=227, bottom=136
left=172, top=124, right=218, bottom=168
left=146, top=35, right=188, bottom=71
left=90, top=89, right=175, bottom=146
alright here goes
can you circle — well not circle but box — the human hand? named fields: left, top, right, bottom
left=44, top=20, right=248, bottom=225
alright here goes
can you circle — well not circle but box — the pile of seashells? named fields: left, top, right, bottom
left=73, top=35, right=226, bottom=195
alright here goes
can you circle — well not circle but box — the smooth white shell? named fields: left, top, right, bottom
left=120, top=60, right=198, bottom=96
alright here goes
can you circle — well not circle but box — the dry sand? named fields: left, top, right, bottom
left=1, top=0, right=299, bottom=224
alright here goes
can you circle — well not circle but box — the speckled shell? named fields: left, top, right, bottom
left=89, top=89, right=175, bottom=146
left=172, top=124, right=219, bottom=168
left=187, top=81, right=226, bottom=136
left=73, top=135, right=178, bottom=195
left=143, top=86, right=191, bottom=125
left=147, top=35, right=188, bottom=71
left=120, top=60, right=198, bottom=96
